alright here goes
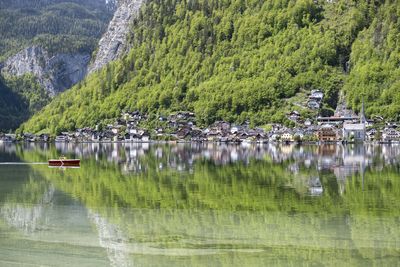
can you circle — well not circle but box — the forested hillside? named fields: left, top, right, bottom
left=0, top=74, right=50, bottom=130
left=344, top=2, right=400, bottom=120
left=0, top=0, right=114, bottom=131
left=19, top=0, right=400, bottom=134
left=0, top=0, right=114, bottom=61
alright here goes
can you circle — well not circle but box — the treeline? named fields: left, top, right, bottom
left=21, top=0, right=395, bottom=134
left=0, top=79, right=27, bottom=131
left=0, top=1, right=113, bottom=60
left=0, top=75, right=50, bottom=131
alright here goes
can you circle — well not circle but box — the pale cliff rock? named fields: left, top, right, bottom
left=1, top=46, right=90, bottom=96
left=89, top=0, right=143, bottom=73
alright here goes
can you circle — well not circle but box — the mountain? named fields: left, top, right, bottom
left=89, top=0, right=144, bottom=73
left=2, top=46, right=90, bottom=96
left=18, top=0, right=400, bottom=134
left=0, top=0, right=115, bottom=131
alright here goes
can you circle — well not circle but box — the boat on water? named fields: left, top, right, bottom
left=48, top=157, right=80, bottom=167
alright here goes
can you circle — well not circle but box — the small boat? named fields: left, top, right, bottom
left=48, top=156, right=80, bottom=167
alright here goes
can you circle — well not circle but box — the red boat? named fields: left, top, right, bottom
left=48, top=157, right=80, bottom=167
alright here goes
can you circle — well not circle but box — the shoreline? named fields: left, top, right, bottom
left=1, top=140, right=398, bottom=145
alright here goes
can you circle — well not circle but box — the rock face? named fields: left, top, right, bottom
left=89, top=0, right=144, bottom=73
left=1, top=46, right=90, bottom=96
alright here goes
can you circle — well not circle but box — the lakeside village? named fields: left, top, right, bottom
left=1, top=90, right=400, bottom=144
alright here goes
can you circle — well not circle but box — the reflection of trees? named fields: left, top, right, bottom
left=16, top=143, right=400, bottom=214
left=6, top=143, right=400, bottom=265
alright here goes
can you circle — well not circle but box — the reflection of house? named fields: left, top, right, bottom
left=308, top=177, right=323, bottom=196
left=317, top=125, right=337, bottom=142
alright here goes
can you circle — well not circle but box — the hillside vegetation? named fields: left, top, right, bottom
left=20, top=0, right=399, bottom=134
left=344, top=2, right=400, bottom=119
left=0, top=75, right=51, bottom=131
left=0, top=0, right=113, bottom=61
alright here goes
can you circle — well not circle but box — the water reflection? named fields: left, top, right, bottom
left=1, top=185, right=54, bottom=234
left=8, top=142, right=400, bottom=197
left=0, top=143, right=400, bottom=266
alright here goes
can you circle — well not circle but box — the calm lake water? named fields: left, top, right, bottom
left=0, top=142, right=399, bottom=266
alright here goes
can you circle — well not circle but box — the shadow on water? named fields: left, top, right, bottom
left=0, top=142, right=400, bottom=266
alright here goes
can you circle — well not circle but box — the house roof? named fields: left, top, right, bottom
left=343, top=123, right=365, bottom=131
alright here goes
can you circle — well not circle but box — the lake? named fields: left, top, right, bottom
left=0, top=142, right=399, bottom=266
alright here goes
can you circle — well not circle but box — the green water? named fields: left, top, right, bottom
left=0, top=143, right=399, bottom=266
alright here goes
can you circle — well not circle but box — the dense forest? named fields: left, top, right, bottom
left=15, top=0, right=400, bottom=133
left=0, top=75, right=51, bottom=131
left=0, top=0, right=114, bottom=60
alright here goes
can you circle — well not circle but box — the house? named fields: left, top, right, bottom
left=230, top=125, right=243, bottom=134
left=310, top=90, right=324, bottom=101
left=141, top=135, right=150, bottom=142
left=0, top=134, right=16, bottom=142
left=91, top=133, right=100, bottom=142
left=304, top=119, right=312, bottom=127
left=55, top=135, right=68, bottom=142
left=128, top=127, right=138, bottom=135
left=39, top=134, right=50, bottom=142
left=317, top=125, right=337, bottom=142
left=111, top=125, right=123, bottom=135
left=288, top=111, right=301, bottom=121
left=23, top=133, right=37, bottom=142
left=176, top=127, right=191, bottom=139
left=269, top=133, right=281, bottom=142
left=307, top=100, right=320, bottom=109
left=159, top=116, right=167, bottom=122
left=125, top=133, right=140, bottom=142
left=366, top=129, right=378, bottom=141
left=281, top=131, right=294, bottom=142
left=293, top=131, right=304, bottom=142
left=212, top=121, right=231, bottom=132
left=343, top=123, right=365, bottom=142
left=372, top=115, right=384, bottom=122
left=382, top=128, right=400, bottom=142
left=155, top=128, right=164, bottom=137
left=176, top=111, right=195, bottom=120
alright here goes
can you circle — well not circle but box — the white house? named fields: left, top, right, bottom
left=343, top=123, right=365, bottom=142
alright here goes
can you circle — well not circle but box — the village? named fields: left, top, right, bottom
left=1, top=90, right=399, bottom=144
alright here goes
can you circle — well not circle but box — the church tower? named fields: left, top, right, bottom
left=360, top=97, right=366, bottom=124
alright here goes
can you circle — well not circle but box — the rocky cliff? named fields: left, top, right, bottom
left=89, top=0, right=144, bottom=73
left=1, top=46, right=90, bottom=96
